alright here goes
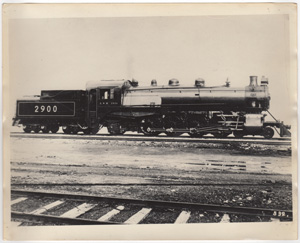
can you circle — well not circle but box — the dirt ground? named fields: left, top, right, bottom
left=10, top=136, right=293, bottom=210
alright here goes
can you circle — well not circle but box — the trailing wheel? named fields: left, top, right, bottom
left=263, top=127, right=274, bottom=139
left=108, top=130, right=125, bottom=135
left=107, top=124, right=125, bottom=135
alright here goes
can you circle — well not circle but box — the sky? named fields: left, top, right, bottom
left=6, top=7, right=295, bottom=124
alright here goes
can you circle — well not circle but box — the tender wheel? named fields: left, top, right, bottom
left=71, top=127, right=79, bottom=134
left=63, top=126, right=72, bottom=134
left=233, top=131, right=244, bottom=138
left=50, top=125, right=59, bottom=133
left=23, top=126, right=32, bottom=133
left=41, top=126, right=50, bottom=133
left=33, top=126, right=40, bottom=133
left=263, top=127, right=274, bottom=139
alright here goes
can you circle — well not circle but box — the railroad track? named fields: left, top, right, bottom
left=11, top=182, right=291, bottom=187
left=10, top=132, right=291, bottom=146
left=11, top=190, right=292, bottom=226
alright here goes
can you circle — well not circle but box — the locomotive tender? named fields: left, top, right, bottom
left=13, top=76, right=291, bottom=139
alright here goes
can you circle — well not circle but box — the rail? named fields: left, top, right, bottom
left=11, top=189, right=292, bottom=226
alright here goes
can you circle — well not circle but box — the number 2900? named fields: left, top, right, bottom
left=34, top=105, right=58, bottom=113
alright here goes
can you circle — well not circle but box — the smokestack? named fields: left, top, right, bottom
left=249, top=76, right=258, bottom=86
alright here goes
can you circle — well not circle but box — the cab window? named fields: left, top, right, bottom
left=100, top=89, right=114, bottom=100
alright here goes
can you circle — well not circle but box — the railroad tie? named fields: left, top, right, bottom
left=60, top=203, right=96, bottom=218
left=124, top=208, right=152, bottom=224
left=11, top=197, right=27, bottom=206
left=174, top=211, right=191, bottom=224
left=30, top=200, right=65, bottom=214
left=220, top=213, right=230, bottom=223
left=270, top=218, right=280, bottom=223
left=97, top=205, right=125, bottom=221
left=11, top=221, right=22, bottom=227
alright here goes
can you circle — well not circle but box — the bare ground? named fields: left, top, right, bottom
left=10, top=137, right=293, bottom=211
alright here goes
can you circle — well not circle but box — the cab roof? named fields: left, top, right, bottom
left=86, top=80, right=127, bottom=90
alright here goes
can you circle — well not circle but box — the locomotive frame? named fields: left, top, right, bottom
left=13, top=76, right=291, bottom=139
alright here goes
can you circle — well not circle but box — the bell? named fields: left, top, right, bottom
left=195, top=78, right=205, bottom=87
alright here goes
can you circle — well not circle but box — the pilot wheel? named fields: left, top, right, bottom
left=263, top=127, right=274, bottom=139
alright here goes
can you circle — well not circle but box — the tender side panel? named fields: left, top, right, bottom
left=17, top=101, right=75, bottom=117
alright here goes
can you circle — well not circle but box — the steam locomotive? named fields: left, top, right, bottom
left=13, top=76, right=291, bottom=139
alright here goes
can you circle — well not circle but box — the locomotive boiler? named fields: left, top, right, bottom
left=13, top=76, right=291, bottom=139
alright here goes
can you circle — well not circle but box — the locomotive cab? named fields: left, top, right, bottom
left=85, top=80, right=126, bottom=128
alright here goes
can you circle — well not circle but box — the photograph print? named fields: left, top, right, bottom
left=3, top=3, right=297, bottom=241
